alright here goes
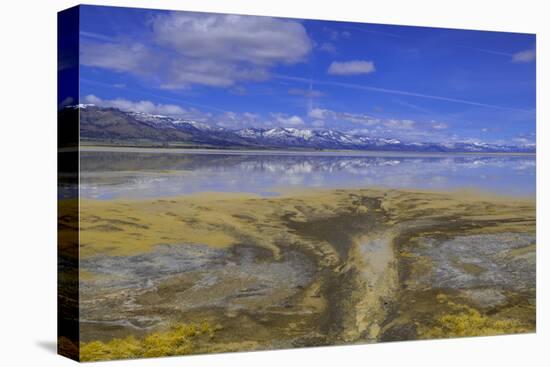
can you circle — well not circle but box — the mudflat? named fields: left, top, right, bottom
left=60, top=188, right=535, bottom=359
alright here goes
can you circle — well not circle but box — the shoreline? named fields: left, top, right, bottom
left=73, top=186, right=536, bottom=204
left=79, top=145, right=537, bottom=158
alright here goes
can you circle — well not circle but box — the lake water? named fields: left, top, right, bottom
left=77, top=149, right=536, bottom=199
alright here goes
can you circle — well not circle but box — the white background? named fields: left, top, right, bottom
left=0, top=0, right=547, bottom=365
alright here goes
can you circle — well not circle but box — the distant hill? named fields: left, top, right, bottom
left=65, top=105, right=536, bottom=153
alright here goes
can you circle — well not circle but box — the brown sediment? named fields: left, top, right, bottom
left=378, top=190, right=535, bottom=341
left=65, top=188, right=535, bottom=358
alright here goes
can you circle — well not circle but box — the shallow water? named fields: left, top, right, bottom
left=76, top=149, right=535, bottom=199
left=414, top=233, right=536, bottom=291
left=79, top=243, right=316, bottom=340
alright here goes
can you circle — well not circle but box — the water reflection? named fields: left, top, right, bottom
left=78, top=151, right=535, bottom=199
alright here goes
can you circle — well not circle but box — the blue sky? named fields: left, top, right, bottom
left=77, top=5, right=536, bottom=145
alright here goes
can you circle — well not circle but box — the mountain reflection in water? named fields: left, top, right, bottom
left=76, top=150, right=535, bottom=199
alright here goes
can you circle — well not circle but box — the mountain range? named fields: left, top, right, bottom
left=63, top=104, right=536, bottom=153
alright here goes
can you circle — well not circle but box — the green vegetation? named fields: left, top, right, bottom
left=80, top=322, right=217, bottom=361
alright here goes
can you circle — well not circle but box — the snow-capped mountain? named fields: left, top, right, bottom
left=237, top=127, right=349, bottom=145
left=129, top=111, right=223, bottom=132
left=70, top=105, right=536, bottom=153
left=232, top=126, right=532, bottom=153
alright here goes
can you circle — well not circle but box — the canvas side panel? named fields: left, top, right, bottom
left=58, top=5, right=80, bottom=362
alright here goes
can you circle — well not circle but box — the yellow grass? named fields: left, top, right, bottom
left=72, top=188, right=535, bottom=258
left=419, top=294, right=531, bottom=338
left=80, top=322, right=217, bottom=361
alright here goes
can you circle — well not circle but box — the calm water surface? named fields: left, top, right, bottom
left=76, top=149, right=535, bottom=199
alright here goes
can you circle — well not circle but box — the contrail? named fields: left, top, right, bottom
left=308, top=79, right=313, bottom=114
left=339, top=24, right=408, bottom=39
left=456, top=45, right=514, bottom=57
left=275, top=74, right=533, bottom=113
left=335, top=24, right=517, bottom=58
left=79, top=31, right=116, bottom=42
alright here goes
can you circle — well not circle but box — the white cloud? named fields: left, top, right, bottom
left=307, top=107, right=427, bottom=136
left=82, top=94, right=102, bottom=105
left=218, top=111, right=304, bottom=129
left=308, top=108, right=328, bottom=119
left=328, top=60, right=375, bottom=75
left=81, top=42, right=155, bottom=75
left=84, top=95, right=310, bottom=130
left=383, top=119, right=415, bottom=130
left=81, top=12, right=313, bottom=89
left=431, top=122, right=448, bottom=130
left=83, top=95, right=453, bottom=141
left=83, top=95, right=186, bottom=116
left=160, top=59, right=269, bottom=88
left=318, top=42, right=336, bottom=53
left=272, top=113, right=305, bottom=126
left=328, top=29, right=351, bottom=41
left=153, top=13, right=312, bottom=88
left=216, top=111, right=265, bottom=128
left=512, top=48, right=536, bottom=63
left=512, top=132, right=535, bottom=146
left=513, top=137, right=530, bottom=144
left=153, top=13, right=312, bottom=66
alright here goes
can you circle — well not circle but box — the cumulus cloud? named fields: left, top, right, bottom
left=153, top=13, right=311, bottom=65
left=81, top=12, right=313, bottom=89
left=512, top=48, right=536, bottom=63
left=84, top=95, right=187, bottom=116
left=216, top=111, right=265, bottom=129
left=81, top=42, right=156, bottom=75
left=308, top=108, right=328, bottom=119
left=219, top=111, right=306, bottom=128
left=512, top=132, right=535, bottom=146
left=272, top=113, right=305, bottom=126
left=306, top=107, right=429, bottom=138
left=327, top=60, right=375, bottom=75
left=160, top=59, right=269, bottom=88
